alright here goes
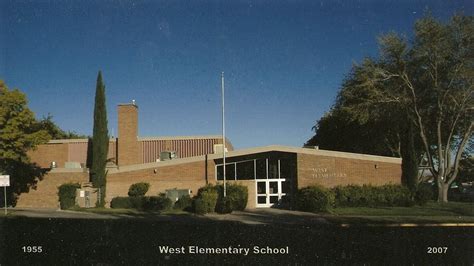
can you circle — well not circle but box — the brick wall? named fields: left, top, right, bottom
left=28, top=141, right=117, bottom=168
left=106, top=158, right=215, bottom=204
left=117, top=104, right=140, bottom=166
left=297, top=153, right=401, bottom=188
left=17, top=151, right=402, bottom=209
left=15, top=171, right=89, bottom=208
left=28, top=143, right=68, bottom=168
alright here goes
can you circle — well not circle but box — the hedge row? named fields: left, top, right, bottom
left=110, top=193, right=172, bottom=211
left=296, top=184, right=432, bottom=213
left=332, top=184, right=414, bottom=208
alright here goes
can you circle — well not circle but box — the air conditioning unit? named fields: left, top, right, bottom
left=213, top=144, right=228, bottom=154
left=160, top=151, right=177, bottom=161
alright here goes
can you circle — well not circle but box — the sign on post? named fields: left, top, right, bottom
left=0, top=175, right=10, bottom=215
left=0, top=175, right=10, bottom=187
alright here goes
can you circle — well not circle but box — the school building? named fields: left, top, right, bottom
left=17, top=102, right=401, bottom=209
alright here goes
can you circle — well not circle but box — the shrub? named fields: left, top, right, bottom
left=215, top=183, right=248, bottom=214
left=128, top=182, right=150, bottom=197
left=193, top=198, right=207, bottom=215
left=296, top=185, right=334, bottom=213
left=226, top=184, right=248, bottom=211
left=415, top=183, right=434, bottom=205
left=110, top=196, right=145, bottom=209
left=143, top=193, right=172, bottom=211
left=192, top=185, right=218, bottom=214
left=380, top=184, right=414, bottom=207
left=110, top=197, right=132, bottom=209
left=332, top=184, right=414, bottom=207
left=129, top=196, right=146, bottom=209
left=332, top=185, right=364, bottom=207
left=58, top=183, right=81, bottom=210
left=174, top=195, right=193, bottom=211
left=215, top=196, right=233, bottom=214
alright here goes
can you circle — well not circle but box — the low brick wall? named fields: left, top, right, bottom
left=15, top=171, right=89, bottom=209
left=106, top=159, right=215, bottom=205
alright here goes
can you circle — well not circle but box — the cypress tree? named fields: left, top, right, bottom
left=90, top=71, right=109, bottom=207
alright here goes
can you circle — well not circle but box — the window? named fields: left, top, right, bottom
left=281, top=181, right=290, bottom=193
left=216, top=163, right=236, bottom=180
left=236, top=160, right=255, bottom=180
left=279, top=158, right=293, bottom=179
left=256, top=159, right=267, bottom=179
left=268, top=159, right=279, bottom=179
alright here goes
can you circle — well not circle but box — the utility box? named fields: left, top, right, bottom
left=160, top=151, right=177, bottom=161
left=76, top=183, right=98, bottom=208
left=165, top=188, right=191, bottom=202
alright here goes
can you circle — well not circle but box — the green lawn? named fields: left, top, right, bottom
left=72, top=206, right=189, bottom=216
left=325, top=201, right=474, bottom=224
left=12, top=201, right=473, bottom=225
left=71, top=207, right=144, bottom=215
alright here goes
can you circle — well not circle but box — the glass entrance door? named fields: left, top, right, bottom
left=256, top=179, right=286, bottom=208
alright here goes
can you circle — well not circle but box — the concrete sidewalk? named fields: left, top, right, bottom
left=206, top=208, right=330, bottom=225
left=5, top=207, right=331, bottom=225
left=5, top=207, right=474, bottom=227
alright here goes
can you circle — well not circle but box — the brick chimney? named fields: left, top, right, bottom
left=117, top=102, right=140, bottom=166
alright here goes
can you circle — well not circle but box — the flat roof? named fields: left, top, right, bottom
left=47, top=139, right=115, bottom=144
left=209, top=145, right=401, bottom=163
left=110, top=145, right=401, bottom=173
left=47, top=135, right=228, bottom=143
left=139, top=135, right=229, bottom=141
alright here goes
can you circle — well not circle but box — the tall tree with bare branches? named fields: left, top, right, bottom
left=346, top=15, right=473, bottom=202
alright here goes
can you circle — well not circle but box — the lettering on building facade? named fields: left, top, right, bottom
left=309, top=167, right=347, bottom=178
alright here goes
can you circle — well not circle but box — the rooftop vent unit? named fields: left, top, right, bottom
left=303, top=145, right=319, bottom=150
left=160, top=151, right=177, bottom=161
left=213, top=144, right=228, bottom=154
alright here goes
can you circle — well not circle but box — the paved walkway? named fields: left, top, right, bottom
left=206, top=208, right=330, bottom=225
left=6, top=208, right=474, bottom=227
left=6, top=207, right=330, bottom=225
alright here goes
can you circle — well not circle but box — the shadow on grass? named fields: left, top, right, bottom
left=1, top=214, right=473, bottom=265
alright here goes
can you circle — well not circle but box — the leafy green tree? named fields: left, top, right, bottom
left=35, top=114, right=87, bottom=139
left=0, top=81, right=50, bottom=161
left=306, top=104, right=402, bottom=157
left=306, top=60, right=423, bottom=191
left=312, top=15, right=473, bottom=202
left=89, top=71, right=109, bottom=207
left=0, top=81, right=50, bottom=205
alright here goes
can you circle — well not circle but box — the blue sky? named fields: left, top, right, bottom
left=1, top=0, right=472, bottom=149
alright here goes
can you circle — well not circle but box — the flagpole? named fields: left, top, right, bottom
left=221, top=72, right=226, bottom=197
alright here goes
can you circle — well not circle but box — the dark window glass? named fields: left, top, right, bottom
left=280, top=158, right=293, bottom=179
left=226, top=163, right=235, bottom=180
left=256, top=159, right=267, bottom=179
left=270, top=196, right=279, bottom=204
left=258, top=196, right=267, bottom=204
left=236, top=160, right=254, bottom=180
left=281, top=181, right=290, bottom=194
left=269, top=181, right=278, bottom=194
left=217, top=165, right=223, bottom=180
left=268, top=159, right=279, bottom=179
left=216, top=164, right=235, bottom=180
left=257, top=182, right=266, bottom=194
